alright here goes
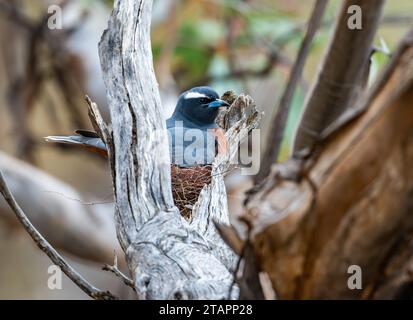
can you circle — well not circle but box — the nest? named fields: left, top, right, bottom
left=171, top=164, right=213, bottom=220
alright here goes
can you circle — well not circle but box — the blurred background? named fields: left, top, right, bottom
left=0, top=0, right=412, bottom=299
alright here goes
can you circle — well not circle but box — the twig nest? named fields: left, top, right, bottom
left=171, top=165, right=212, bottom=220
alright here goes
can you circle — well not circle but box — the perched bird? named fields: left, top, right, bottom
left=167, top=86, right=230, bottom=167
left=45, top=86, right=230, bottom=167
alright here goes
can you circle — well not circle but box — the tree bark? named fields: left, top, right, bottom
left=245, top=27, right=413, bottom=299
left=293, top=0, right=385, bottom=154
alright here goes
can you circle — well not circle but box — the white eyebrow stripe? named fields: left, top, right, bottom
left=184, top=92, right=208, bottom=99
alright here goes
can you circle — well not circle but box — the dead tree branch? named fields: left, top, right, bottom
left=0, top=151, right=119, bottom=264
left=255, top=0, right=328, bottom=183
left=0, top=171, right=118, bottom=300
left=293, top=0, right=385, bottom=153
left=102, top=252, right=135, bottom=291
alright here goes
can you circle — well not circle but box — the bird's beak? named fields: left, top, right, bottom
left=208, top=99, right=230, bottom=108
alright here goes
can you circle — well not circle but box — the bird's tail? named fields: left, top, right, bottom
left=45, top=130, right=108, bottom=157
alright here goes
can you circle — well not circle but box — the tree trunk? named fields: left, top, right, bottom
left=245, top=28, right=413, bottom=299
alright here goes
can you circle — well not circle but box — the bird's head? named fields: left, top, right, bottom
left=173, top=86, right=230, bottom=126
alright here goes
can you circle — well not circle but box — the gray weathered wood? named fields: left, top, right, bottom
left=192, top=94, right=261, bottom=271
left=97, top=0, right=259, bottom=299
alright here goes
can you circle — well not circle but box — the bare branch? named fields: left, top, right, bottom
left=293, top=0, right=386, bottom=153
left=320, top=26, right=413, bottom=142
left=102, top=252, right=135, bottom=291
left=0, top=171, right=118, bottom=300
left=85, top=95, right=110, bottom=144
left=254, top=0, right=328, bottom=183
left=0, top=151, right=119, bottom=263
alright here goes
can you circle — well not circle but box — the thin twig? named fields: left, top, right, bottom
left=227, top=239, right=248, bottom=300
left=227, top=217, right=254, bottom=300
left=0, top=171, right=118, bottom=300
left=41, top=190, right=114, bottom=206
left=102, top=252, right=135, bottom=291
left=85, top=95, right=110, bottom=144
left=255, top=0, right=328, bottom=184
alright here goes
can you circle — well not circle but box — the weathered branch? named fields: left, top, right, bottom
left=321, top=27, right=413, bottom=141
left=85, top=95, right=110, bottom=144
left=293, top=0, right=385, bottom=153
left=245, top=26, right=413, bottom=299
left=102, top=252, right=135, bottom=291
left=0, top=171, right=118, bottom=300
left=192, top=94, right=261, bottom=270
left=255, top=0, right=328, bottom=183
left=0, top=151, right=119, bottom=263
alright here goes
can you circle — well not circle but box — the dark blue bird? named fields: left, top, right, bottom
left=167, top=86, right=230, bottom=167
left=45, top=86, right=230, bottom=167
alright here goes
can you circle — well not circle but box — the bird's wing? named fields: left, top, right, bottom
left=74, top=129, right=101, bottom=138
left=45, top=132, right=107, bottom=157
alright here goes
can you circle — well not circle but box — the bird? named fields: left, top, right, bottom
left=45, top=86, right=230, bottom=167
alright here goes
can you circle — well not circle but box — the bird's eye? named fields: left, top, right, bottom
left=200, top=98, right=209, bottom=104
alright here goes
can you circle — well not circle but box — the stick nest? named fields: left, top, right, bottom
left=171, top=165, right=213, bottom=220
